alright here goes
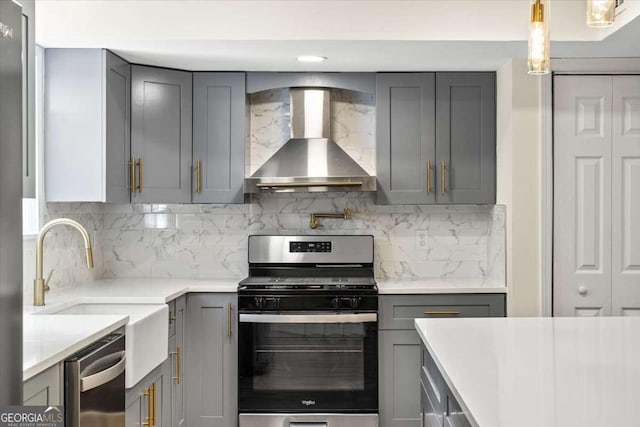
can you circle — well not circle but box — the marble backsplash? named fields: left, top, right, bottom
left=24, top=195, right=506, bottom=299
left=22, top=87, right=505, bottom=299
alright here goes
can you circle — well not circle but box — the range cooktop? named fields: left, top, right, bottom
left=238, top=276, right=377, bottom=292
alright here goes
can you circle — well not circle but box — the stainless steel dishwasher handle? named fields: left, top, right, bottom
left=80, top=351, right=126, bottom=392
left=239, top=313, right=377, bottom=324
left=290, top=423, right=327, bottom=427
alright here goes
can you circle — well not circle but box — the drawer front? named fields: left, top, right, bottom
left=446, top=391, right=472, bottom=427
left=380, top=294, right=506, bottom=330
left=421, top=346, right=444, bottom=411
left=168, top=300, right=176, bottom=337
left=421, top=378, right=444, bottom=427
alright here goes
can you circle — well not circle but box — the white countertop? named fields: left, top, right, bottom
left=22, top=276, right=500, bottom=381
left=415, top=317, right=640, bottom=427
left=23, top=314, right=128, bottom=380
left=23, top=278, right=239, bottom=380
left=377, top=278, right=506, bottom=294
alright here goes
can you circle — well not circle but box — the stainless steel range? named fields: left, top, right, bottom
left=238, top=235, right=378, bottom=427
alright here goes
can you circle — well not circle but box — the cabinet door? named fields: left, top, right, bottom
left=185, top=293, right=237, bottom=427
left=436, top=73, right=495, bottom=204
left=105, top=50, right=132, bottom=203
left=193, top=73, right=245, bottom=204
left=379, top=330, right=422, bottom=427
left=553, top=76, right=613, bottom=316
left=126, top=363, right=168, bottom=427
left=131, top=65, right=192, bottom=203
left=125, top=394, right=142, bottom=427
left=612, top=76, right=640, bottom=316
left=170, top=296, right=186, bottom=427
left=23, top=364, right=62, bottom=406
left=376, top=73, right=436, bottom=205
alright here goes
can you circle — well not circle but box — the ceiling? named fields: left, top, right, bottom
left=35, top=0, right=640, bottom=71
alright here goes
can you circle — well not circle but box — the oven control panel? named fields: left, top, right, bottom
left=289, top=241, right=332, bottom=253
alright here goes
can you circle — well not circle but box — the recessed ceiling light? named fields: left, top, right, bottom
left=297, top=55, right=327, bottom=63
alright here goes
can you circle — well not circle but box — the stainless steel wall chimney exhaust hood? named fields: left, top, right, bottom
left=245, top=88, right=376, bottom=193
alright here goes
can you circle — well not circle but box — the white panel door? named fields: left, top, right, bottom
left=554, top=76, right=613, bottom=316
left=612, top=76, right=640, bottom=316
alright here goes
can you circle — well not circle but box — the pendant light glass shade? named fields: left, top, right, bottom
left=587, top=0, right=615, bottom=27
left=528, top=0, right=550, bottom=75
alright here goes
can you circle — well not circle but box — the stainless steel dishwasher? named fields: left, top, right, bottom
left=65, top=332, right=126, bottom=427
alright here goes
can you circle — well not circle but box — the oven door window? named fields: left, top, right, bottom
left=238, top=314, right=378, bottom=412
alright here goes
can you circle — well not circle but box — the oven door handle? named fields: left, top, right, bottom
left=239, top=313, right=377, bottom=324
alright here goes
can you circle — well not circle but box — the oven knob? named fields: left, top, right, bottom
left=331, top=297, right=341, bottom=309
left=254, top=297, right=265, bottom=309
left=350, top=297, right=362, bottom=308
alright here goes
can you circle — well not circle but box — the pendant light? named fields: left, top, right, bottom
left=528, top=0, right=550, bottom=75
left=587, top=0, right=615, bottom=27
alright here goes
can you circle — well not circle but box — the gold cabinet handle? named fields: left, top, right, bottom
left=228, top=303, right=233, bottom=338
left=130, top=158, right=136, bottom=193
left=136, top=158, right=143, bottom=193
left=143, top=386, right=152, bottom=426
left=427, top=160, right=432, bottom=194
left=196, top=160, right=202, bottom=193
left=151, top=382, right=156, bottom=426
left=441, top=160, right=447, bottom=194
left=424, top=311, right=460, bottom=316
left=171, top=347, right=182, bottom=384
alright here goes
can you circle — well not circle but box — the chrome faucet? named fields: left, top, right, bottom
left=34, top=218, right=94, bottom=306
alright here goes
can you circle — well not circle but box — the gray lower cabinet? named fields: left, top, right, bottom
left=376, top=73, right=436, bottom=205
left=380, top=330, right=423, bottom=427
left=421, top=345, right=472, bottom=427
left=185, top=293, right=237, bottom=427
left=376, top=72, right=496, bottom=205
left=379, top=294, right=505, bottom=427
left=126, top=360, right=170, bottom=427
left=192, top=73, right=246, bottom=204
left=45, top=49, right=132, bottom=202
left=131, top=65, right=193, bottom=203
left=23, top=363, right=62, bottom=406
left=435, top=72, right=496, bottom=204
left=168, top=296, right=186, bottom=427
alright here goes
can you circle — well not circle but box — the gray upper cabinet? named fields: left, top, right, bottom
left=246, top=72, right=375, bottom=94
left=193, top=73, right=246, bottom=204
left=19, top=0, right=36, bottom=198
left=185, top=293, right=237, bottom=427
left=376, top=73, right=436, bottom=205
left=105, top=51, right=132, bottom=203
left=435, top=72, right=496, bottom=204
left=131, top=65, right=193, bottom=203
left=376, top=72, right=496, bottom=205
left=45, top=49, right=132, bottom=202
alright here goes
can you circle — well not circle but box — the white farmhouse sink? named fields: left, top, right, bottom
left=38, top=303, right=168, bottom=388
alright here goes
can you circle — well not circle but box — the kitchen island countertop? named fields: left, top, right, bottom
left=415, top=317, right=640, bottom=427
